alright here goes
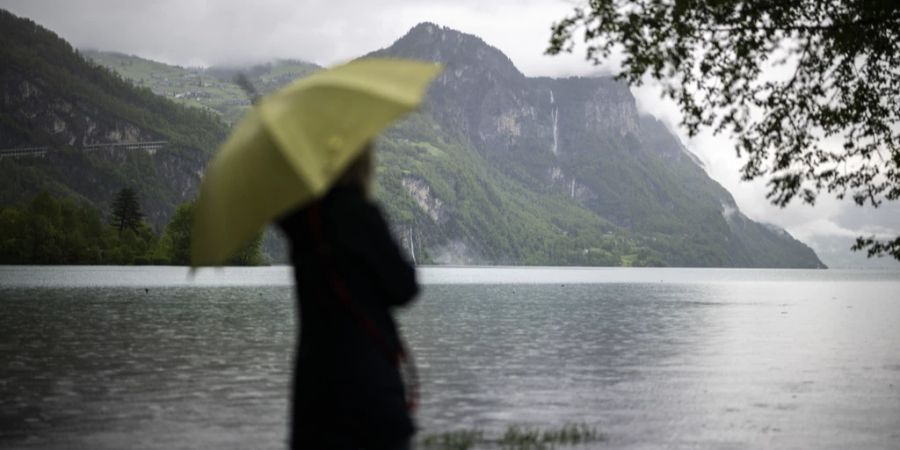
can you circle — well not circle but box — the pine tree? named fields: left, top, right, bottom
left=110, top=188, right=143, bottom=234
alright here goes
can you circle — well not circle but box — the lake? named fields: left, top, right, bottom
left=1, top=266, right=899, bottom=449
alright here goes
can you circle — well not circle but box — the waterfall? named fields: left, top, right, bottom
left=550, top=90, right=559, bottom=155
left=407, top=226, right=417, bottom=264
left=551, top=107, right=559, bottom=155
left=571, top=178, right=576, bottom=198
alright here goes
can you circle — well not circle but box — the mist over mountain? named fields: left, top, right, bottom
left=0, top=9, right=227, bottom=228
left=1, top=9, right=824, bottom=267
left=367, top=23, right=823, bottom=267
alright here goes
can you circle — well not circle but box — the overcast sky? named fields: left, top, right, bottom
left=2, top=0, right=898, bottom=267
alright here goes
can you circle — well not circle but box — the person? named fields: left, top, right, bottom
left=277, top=141, right=419, bottom=450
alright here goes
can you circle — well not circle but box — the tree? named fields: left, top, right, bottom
left=547, top=0, right=900, bottom=260
left=228, top=232, right=266, bottom=266
left=110, top=187, right=144, bottom=234
left=163, top=201, right=265, bottom=266
left=233, top=73, right=260, bottom=105
left=28, top=192, right=63, bottom=263
left=0, top=192, right=164, bottom=265
left=162, top=201, right=195, bottom=266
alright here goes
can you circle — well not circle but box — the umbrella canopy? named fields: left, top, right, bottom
left=191, top=58, right=442, bottom=266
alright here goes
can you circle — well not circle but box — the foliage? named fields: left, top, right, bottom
left=162, top=201, right=266, bottom=266
left=0, top=14, right=827, bottom=267
left=372, top=23, right=824, bottom=267
left=0, top=192, right=159, bottom=265
left=547, top=0, right=900, bottom=260
left=419, top=423, right=603, bottom=450
left=0, top=9, right=230, bottom=246
left=374, top=104, right=821, bottom=267
left=110, top=187, right=144, bottom=234
left=0, top=9, right=228, bottom=152
left=161, top=202, right=195, bottom=266
left=232, top=73, right=261, bottom=105
left=228, top=232, right=266, bottom=266
left=376, top=114, right=649, bottom=266
left=421, top=429, right=484, bottom=450
left=0, top=192, right=264, bottom=266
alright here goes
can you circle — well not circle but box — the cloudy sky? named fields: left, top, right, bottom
left=2, top=0, right=898, bottom=267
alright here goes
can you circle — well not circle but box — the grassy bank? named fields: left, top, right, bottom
left=420, top=423, right=604, bottom=450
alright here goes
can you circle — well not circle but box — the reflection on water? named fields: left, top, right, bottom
left=1, top=267, right=899, bottom=449
left=406, top=281, right=900, bottom=449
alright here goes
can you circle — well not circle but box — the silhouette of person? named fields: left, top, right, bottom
left=277, top=142, right=419, bottom=450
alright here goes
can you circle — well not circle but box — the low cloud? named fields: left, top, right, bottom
left=3, top=0, right=897, bottom=266
left=0, top=0, right=595, bottom=72
left=631, top=80, right=900, bottom=262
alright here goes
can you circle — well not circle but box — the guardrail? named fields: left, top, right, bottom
left=0, top=141, right=169, bottom=159
left=0, top=146, right=49, bottom=159
left=82, top=140, right=168, bottom=152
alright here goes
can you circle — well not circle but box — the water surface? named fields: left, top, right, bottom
left=1, top=266, right=898, bottom=449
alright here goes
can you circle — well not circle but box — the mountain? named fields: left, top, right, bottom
left=82, top=50, right=320, bottom=124
left=0, top=9, right=227, bottom=228
left=366, top=23, right=824, bottom=267
left=3, top=10, right=824, bottom=267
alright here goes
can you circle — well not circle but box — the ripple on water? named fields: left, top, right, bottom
left=1, top=268, right=899, bottom=449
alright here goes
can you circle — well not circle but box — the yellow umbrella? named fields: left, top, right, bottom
left=191, top=58, right=442, bottom=266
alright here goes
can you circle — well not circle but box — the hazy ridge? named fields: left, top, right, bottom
left=0, top=10, right=824, bottom=267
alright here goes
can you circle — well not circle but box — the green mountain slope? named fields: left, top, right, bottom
left=0, top=9, right=228, bottom=227
left=375, top=113, right=638, bottom=265
left=5, top=9, right=825, bottom=267
left=366, top=23, right=824, bottom=267
left=83, top=50, right=319, bottom=124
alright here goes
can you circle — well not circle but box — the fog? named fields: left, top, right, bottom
left=2, top=0, right=896, bottom=267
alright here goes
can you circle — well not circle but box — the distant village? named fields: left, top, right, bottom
left=104, top=54, right=312, bottom=121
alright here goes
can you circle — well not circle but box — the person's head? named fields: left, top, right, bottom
left=335, top=141, right=374, bottom=196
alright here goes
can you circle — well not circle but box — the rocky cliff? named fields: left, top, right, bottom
left=370, top=23, right=824, bottom=267
left=0, top=9, right=227, bottom=228
left=9, top=11, right=824, bottom=267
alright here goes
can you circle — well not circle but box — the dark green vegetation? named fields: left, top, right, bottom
left=368, top=23, right=824, bottom=267
left=375, top=114, right=633, bottom=265
left=110, top=187, right=143, bottom=234
left=0, top=9, right=227, bottom=230
left=1, top=7, right=824, bottom=267
left=0, top=11, right=225, bottom=152
left=162, top=201, right=265, bottom=266
left=419, top=423, right=603, bottom=450
left=0, top=191, right=160, bottom=265
left=548, top=0, right=900, bottom=260
left=0, top=192, right=263, bottom=265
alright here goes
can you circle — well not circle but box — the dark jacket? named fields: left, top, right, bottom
left=278, top=185, right=419, bottom=449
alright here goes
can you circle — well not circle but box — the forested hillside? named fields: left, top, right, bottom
left=2, top=9, right=825, bottom=267
left=366, top=23, right=824, bottom=267
left=0, top=9, right=228, bottom=228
